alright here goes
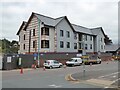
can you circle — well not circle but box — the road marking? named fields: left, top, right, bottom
left=48, top=84, right=62, bottom=88
left=104, top=86, right=109, bottom=88
left=112, top=78, right=120, bottom=83
left=86, top=79, right=113, bottom=86
left=98, top=72, right=119, bottom=78
left=113, top=75, right=116, bottom=78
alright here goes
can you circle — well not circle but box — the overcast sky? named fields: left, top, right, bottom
left=0, top=0, right=119, bottom=44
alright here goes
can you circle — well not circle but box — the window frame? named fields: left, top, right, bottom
left=74, top=43, right=77, bottom=49
left=41, top=27, right=49, bottom=36
left=33, top=29, right=35, bottom=36
left=67, top=42, right=70, bottom=48
left=41, top=40, right=49, bottom=48
left=66, top=31, right=70, bottom=38
left=60, top=41, right=64, bottom=48
left=60, top=30, right=64, bottom=37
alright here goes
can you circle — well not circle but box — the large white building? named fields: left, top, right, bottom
left=17, top=12, right=106, bottom=54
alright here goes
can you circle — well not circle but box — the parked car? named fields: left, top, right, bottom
left=66, top=58, right=83, bottom=66
left=43, top=60, right=63, bottom=69
left=83, top=55, right=101, bottom=64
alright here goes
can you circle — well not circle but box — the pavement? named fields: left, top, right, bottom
left=70, top=61, right=119, bottom=88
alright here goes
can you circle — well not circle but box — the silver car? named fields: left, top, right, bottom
left=43, top=60, right=63, bottom=69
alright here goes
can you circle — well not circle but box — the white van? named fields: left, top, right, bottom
left=66, top=58, right=83, bottom=66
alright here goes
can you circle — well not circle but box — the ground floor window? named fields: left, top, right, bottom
left=67, top=42, right=70, bottom=48
left=23, top=44, right=25, bottom=50
left=60, top=41, right=64, bottom=48
left=74, top=43, right=77, bottom=49
left=41, top=40, right=49, bottom=48
left=85, top=44, right=87, bottom=50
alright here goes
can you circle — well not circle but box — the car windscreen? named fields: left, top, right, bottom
left=69, top=59, right=75, bottom=62
left=44, top=60, right=50, bottom=63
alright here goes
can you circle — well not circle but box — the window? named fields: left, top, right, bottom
left=79, top=43, right=82, bottom=49
left=74, top=43, right=77, bottom=49
left=19, top=36, right=20, bottom=41
left=85, top=35, right=87, bottom=41
left=67, top=42, right=70, bottom=48
left=23, top=44, right=25, bottom=50
left=101, top=38, right=102, bottom=42
left=90, top=36, right=92, bottom=41
left=66, top=31, right=70, bottom=38
left=60, top=41, right=64, bottom=48
left=60, top=30, right=64, bottom=37
left=41, top=27, right=49, bottom=36
left=85, top=44, right=87, bottom=50
left=33, top=29, right=35, bottom=36
left=33, top=41, right=36, bottom=48
left=41, top=40, right=49, bottom=48
left=101, top=45, right=103, bottom=49
left=90, top=44, right=92, bottom=49
left=24, top=34, right=25, bottom=40
left=74, top=33, right=77, bottom=39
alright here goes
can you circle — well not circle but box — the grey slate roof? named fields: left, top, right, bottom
left=23, top=12, right=106, bottom=36
left=35, top=13, right=65, bottom=26
left=105, top=44, right=118, bottom=51
left=72, top=24, right=93, bottom=35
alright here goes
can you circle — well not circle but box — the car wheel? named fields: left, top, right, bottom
left=59, top=65, right=62, bottom=68
left=49, top=66, right=53, bottom=69
left=99, top=61, right=101, bottom=64
left=72, top=64, right=75, bottom=67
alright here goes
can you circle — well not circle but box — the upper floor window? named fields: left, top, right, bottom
left=24, top=34, right=25, bottom=40
left=101, top=45, right=103, bottom=49
left=85, top=35, right=87, bottom=41
left=85, top=44, right=87, bottom=50
left=67, top=42, right=70, bottom=48
left=33, top=29, right=35, bottom=36
left=66, top=31, right=70, bottom=38
left=90, top=36, right=92, bottom=41
left=74, top=33, right=77, bottom=39
left=74, top=43, right=77, bottom=49
left=41, top=27, right=49, bottom=36
left=60, top=41, right=64, bottom=48
left=60, top=30, right=64, bottom=37
left=101, top=38, right=102, bottom=42
left=19, top=36, right=20, bottom=41
left=33, top=40, right=36, bottom=48
left=41, top=40, right=49, bottom=48
left=23, top=44, right=25, bottom=50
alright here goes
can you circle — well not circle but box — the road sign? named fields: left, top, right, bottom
left=33, top=53, right=38, bottom=57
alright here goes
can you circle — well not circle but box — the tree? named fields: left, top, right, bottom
left=0, top=39, right=19, bottom=54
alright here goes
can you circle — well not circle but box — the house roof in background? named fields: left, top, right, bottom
left=72, top=24, right=93, bottom=35
left=105, top=44, right=119, bottom=51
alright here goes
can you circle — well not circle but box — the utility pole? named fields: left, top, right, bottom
left=37, top=18, right=40, bottom=67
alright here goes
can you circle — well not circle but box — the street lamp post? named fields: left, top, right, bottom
left=37, top=18, right=40, bottom=67
left=82, top=35, right=86, bottom=79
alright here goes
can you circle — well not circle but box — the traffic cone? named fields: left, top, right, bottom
left=43, top=67, right=46, bottom=71
left=20, top=67, right=23, bottom=74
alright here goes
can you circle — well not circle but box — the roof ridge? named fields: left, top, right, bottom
left=55, top=16, right=66, bottom=20
left=33, top=12, right=56, bottom=20
left=72, top=23, right=89, bottom=29
left=90, top=27, right=102, bottom=30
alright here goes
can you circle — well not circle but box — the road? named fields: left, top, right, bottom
left=1, top=61, right=119, bottom=89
